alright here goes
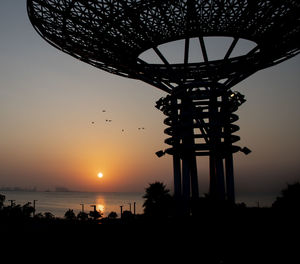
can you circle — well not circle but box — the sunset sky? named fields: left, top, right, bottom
left=0, top=1, right=299, bottom=205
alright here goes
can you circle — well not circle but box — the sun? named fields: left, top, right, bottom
left=97, top=172, right=103, bottom=179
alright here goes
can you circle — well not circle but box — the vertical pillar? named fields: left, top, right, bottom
left=223, top=94, right=235, bottom=204
left=180, top=92, right=199, bottom=214
left=190, top=155, right=199, bottom=199
left=209, top=153, right=225, bottom=201
left=173, top=155, right=182, bottom=198
left=209, top=154, right=217, bottom=197
left=225, top=154, right=235, bottom=203
left=181, top=158, right=191, bottom=203
left=171, top=97, right=182, bottom=199
left=209, top=92, right=225, bottom=201
left=215, top=155, right=225, bottom=201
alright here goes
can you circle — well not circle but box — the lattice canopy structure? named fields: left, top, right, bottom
left=28, top=0, right=299, bottom=91
left=27, top=0, right=300, bottom=207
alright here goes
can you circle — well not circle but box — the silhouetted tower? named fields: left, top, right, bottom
left=27, top=1, right=299, bottom=209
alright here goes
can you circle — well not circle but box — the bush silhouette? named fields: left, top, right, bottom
left=44, top=212, right=55, bottom=220
left=64, top=209, right=76, bottom=220
left=77, top=211, right=89, bottom=221
left=121, top=210, right=133, bottom=221
left=108, top=211, right=118, bottom=219
left=272, top=182, right=300, bottom=209
left=0, top=194, right=5, bottom=209
left=22, top=202, right=35, bottom=218
left=89, top=209, right=102, bottom=220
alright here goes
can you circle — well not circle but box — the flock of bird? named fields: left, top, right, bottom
left=90, top=110, right=146, bottom=133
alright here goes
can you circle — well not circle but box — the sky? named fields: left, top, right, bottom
left=0, top=1, right=299, bottom=205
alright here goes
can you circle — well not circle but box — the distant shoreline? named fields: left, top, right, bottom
left=0, top=186, right=74, bottom=192
left=0, top=189, right=144, bottom=195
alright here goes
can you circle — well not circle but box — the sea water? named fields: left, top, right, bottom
left=0, top=191, right=276, bottom=218
left=0, top=191, right=144, bottom=218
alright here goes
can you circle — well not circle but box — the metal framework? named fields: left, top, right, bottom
left=27, top=0, right=300, bottom=208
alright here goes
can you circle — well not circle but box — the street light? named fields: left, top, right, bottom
left=80, top=203, right=84, bottom=212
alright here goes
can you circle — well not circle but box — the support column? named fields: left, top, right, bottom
left=171, top=97, right=182, bottom=199
left=173, top=155, right=182, bottom=199
left=209, top=92, right=225, bottom=201
left=180, top=92, right=199, bottom=214
left=190, top=155, right=199, bottom=199
left=181, top=158, right=191, bottom=203
left=223, top=94, right=235, bottom=204
left=225, top=154, right=235, bottom=204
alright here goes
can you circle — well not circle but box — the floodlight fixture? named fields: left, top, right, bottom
left=155, top=150, right=166, bottom=158
left=240, top=147, right=252, bottom=155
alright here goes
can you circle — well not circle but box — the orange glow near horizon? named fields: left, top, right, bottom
left=60, top=140, right=152, bottom=192
left=0, top=114, right=171, bottom=193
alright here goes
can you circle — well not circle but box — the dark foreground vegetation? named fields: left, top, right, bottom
left=1, top=182, right=300, bottom=229
left=1, top=182, right=299, bottom=263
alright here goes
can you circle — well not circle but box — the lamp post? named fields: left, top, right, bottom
left=80, top=203, right=84, bottom=212
left=33, top=200, right=38, bottom=216
left=120, top=205, right=123, bottom=218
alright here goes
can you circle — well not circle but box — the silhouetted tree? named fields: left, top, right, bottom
left=121, top=210, right=133, bottom=221
left=77, top=211, right=89, bottom=221
left=0, top=194, right=5, bottom=210
left=9, top=204, right=23, bottom=219
left=34, top=212, right=44, bottom=219
left=64, top=209, right=76, bottom=220
left=272, top=182, right=300, bottom=209
left=22, top=202, right=35, bottom=218
left=44, top=212, right=55, bottom=220
left=89, top=209, right=102, bottom=221
left=143, top=182, right=172, bottom=218
left=108, top=211, right=118, bottom=219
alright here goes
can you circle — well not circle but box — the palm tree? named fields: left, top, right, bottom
left=143, top=182, right=172, bottom=218
left=77, top=211, right=89, bottom=221
left=89, top=205, right=103, bottom=221
left=64, top=209, right=76, bottom=220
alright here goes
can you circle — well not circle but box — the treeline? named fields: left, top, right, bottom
left=1, top=181, right=299, bottom=225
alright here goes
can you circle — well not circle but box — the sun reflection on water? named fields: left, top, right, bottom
left=96, top=197, right=105, bottom=215
left=97, top=203, right=105, bottom=214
